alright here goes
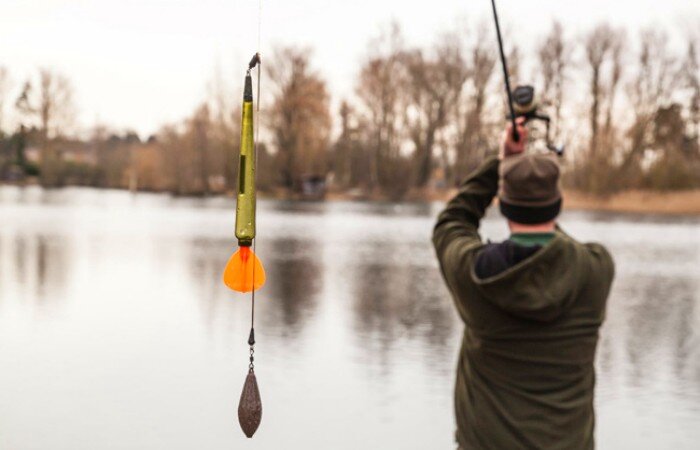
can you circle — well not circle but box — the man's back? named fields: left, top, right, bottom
left=433, top=157, right=614, bottom=449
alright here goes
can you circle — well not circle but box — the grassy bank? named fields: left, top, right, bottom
left=407, top=187, right=700, bottom=216
left=391, top=187, right=700, bottom=216
left=562, top=190, right=700, bottom=216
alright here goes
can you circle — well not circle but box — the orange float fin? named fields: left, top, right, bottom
left=223, top=246, right=266, bottom=293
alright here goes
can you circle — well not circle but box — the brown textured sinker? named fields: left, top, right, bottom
left=238, top=371, right=262, bottom=438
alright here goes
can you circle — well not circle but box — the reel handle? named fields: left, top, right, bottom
left=506, top=112, right=565, bottom=156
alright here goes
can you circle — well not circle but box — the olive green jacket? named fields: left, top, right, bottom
left=433, top=157, right=614, bottom=450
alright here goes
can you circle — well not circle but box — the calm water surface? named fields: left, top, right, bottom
left=0, top=186, right=699, bottom=449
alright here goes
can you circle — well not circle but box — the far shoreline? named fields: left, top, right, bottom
left=2, top=182, right=699, bottom=216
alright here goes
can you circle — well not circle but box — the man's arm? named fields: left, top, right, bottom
left=432, top=156, right=500, bottom=287
left=433, top=118, right=527, bottom=290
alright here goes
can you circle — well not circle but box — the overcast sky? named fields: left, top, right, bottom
left=1, top=0, right=697, bottom=137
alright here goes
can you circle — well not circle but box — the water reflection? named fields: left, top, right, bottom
left=598, top=273, right=700, bottom=390
left=260, top=237, right=322, bottom=335
left=0, top=186, right=699, bottom=449
left=0, top=231, right=69, bottom=310
left=348, top=238, right=457, bottom=379
left=187, top=237, right=233, bottom=330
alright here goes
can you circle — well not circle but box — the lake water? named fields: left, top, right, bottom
left=0, top=186, right=699, bottom=450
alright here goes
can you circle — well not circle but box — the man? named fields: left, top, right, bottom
left=433, top=119, right=614, bottom=449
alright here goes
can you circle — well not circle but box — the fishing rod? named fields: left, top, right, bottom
left=490, top=0, right=519, bottom=142
left=489, top=0, right=565, bottom=155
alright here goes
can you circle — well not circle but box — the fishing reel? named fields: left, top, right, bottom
left=508, top=85, right=565, bottom=156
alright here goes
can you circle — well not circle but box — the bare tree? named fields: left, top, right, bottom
left=14, top=81, right=33, bottom=125
left=356, top=23, right=406, bottom=193
left=190, top=103, right=212, bottom=195
left=332, top=101, right=358, bottom=188
left=206, top=64, right=240, bottom=192
left=603, top=33, right=626, bottom=136
left=37, top=69, right=76, bottom=140
left=679, top=36, right=700, bottom=142
left=575, top=23, right=627, bottom=192
left=623, top=29, right=679, bottom=169
left=158, top=124, right=188, bottom=195
left=537, top=21, right=570, bottom=136
left=221, top=105, right=242, bottom=191
left=268, top=46, right=332, bottom=189
left=402, top=32, right=468, bottom=187
left=13, top=69, right=77, bottom=185
left=584, top=23, right=625, bottom=157
left=90, top=128, right=134, bottom=190
left=454, top=22, right=497, bottom=181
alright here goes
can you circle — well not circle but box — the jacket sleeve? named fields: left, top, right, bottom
left=432, top=156, right=500, bottom=288
left=585, top=243, right=616, bottom=308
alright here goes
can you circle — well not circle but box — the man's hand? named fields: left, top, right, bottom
left=499, top=117, right=528, bottom=160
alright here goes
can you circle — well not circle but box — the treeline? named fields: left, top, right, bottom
left=0, top=19, right=698, bottom=198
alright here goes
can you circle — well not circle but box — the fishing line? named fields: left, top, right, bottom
left=249, top=64, right=261, bottom=365
left=257, top=0, right=262, bottom=55
left=249, top=0, right=262, bottom=372
left=251, top=1, right=262, bottom=330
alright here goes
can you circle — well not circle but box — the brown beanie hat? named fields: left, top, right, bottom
left=498, top=153, right=562, bottom=224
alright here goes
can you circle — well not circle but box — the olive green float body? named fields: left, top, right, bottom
left=235, top=73, right=256, bottom=247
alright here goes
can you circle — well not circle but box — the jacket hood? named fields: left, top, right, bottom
left=470, top=232, right=585, bottom=322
